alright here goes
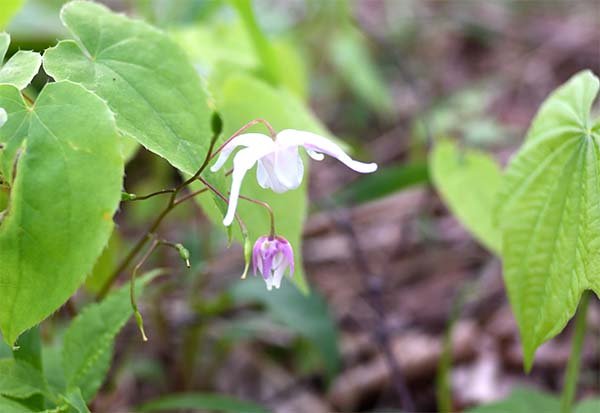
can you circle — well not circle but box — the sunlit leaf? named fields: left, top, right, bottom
left=0, top=33, right=41, bottom=90
left=496, top=70, right=600, bottom=369
left=0, top=0, right=24, bottom=29
left=430, top=139, right=501, bottom=253
left=0, top=395, right=35, bottom=413
left=43, top=1, right=213, bottom=176
left=0, top=81, right=123, bottom=345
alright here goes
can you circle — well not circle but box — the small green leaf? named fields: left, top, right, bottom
left=430, top=139, right=502, bottom=253
left=0, top=81, right=124, bottom=345
left=0, top=33, right=41, bottom=90
left=465, top=388, right=560, bottom=413
left=0, top=359, right=49, bottom=399
left=138, top=392, right=270, bottom=413
left=496, top=70, right=600, bottom=370
left=62, top=270, right=163, bottom=402
left=60, top=387, right=90, bottom=413
left=43, top=0, right=213, bottom=176
left=336, top=161, right=429, bottom=204
left=231, top=277, right=340, bottom=378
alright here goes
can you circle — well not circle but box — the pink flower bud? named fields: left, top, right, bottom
left=252, top=236, right=294, bottom=290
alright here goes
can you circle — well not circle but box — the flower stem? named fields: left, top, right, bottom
left=210, top=118, right=277, bottom=159
left=97, top=128, right=221, bottom=300
left=238, top=194, right=276, bottom=238
left=560, top=290, right=591, bottom=413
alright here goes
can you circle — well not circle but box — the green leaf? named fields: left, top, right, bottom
left=204, top=75, right=333, bottom=291
left=0, top=359, right=49, bottom=399
left=12, top=327, right=42, bottom=371
left=0, top=33, right=41, bottom=90
left=336, top=161, right=429, bottom=204
left=0, top=0, right=24, bottom=29
left=43, top=0, right=212, bottom=176
left=138, top=392, right=270, bottom=413
left=0, top=395, right=35, bottom=413
left=430, top=139, right=502, bottom=253
left=62, top=270, right=163, bottom=402
left=328, top=27, right=393, bottom=116
left=496, top=70, right=600, bottom=370
left=60, top=388, right=90, bottom=413
left=231, top=277, right=340, bottom=378
left=0, top=81, right=124, bottom=345
left=575, top=398, right=600, bottom=413
left=465, top=388, right=560, bottom=413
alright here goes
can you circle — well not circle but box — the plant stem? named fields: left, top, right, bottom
left=560, top=290, right=591, bottom=413
left=238, top=194, right=276, bottom=237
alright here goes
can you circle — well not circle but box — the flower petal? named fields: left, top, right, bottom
left=277, top=129, right=378, bottom=173
left=223, top=145, right=275, bottom=226
left=210, top=133, right=273, bottom=172
left=273, top=145, right=304, bottom=192
left=0, top=108, right=6, bottom=128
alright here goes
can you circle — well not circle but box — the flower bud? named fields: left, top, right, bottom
left=252, top=235, right=294, bottom=290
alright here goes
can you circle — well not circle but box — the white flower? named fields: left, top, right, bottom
left=210, top=129, right=378, bottom=226
left=0, top=108, right=6, bottom=128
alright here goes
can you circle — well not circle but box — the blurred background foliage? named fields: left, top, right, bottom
left=2, top=0, right=599, bottom=412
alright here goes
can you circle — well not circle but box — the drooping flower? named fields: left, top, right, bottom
left=211, top=129, right=378, bottom=225
left=252, top=235, right=294, bottom=290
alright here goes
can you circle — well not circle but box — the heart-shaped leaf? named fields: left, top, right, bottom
left=0, top=81, right=123, bottom=345
left=43, top=1, right=212, bottom=175
left=496, top=70, right=600, bottom=369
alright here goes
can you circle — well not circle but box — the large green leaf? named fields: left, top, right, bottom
left=466, top=388, right=560, bottom=413
left=496, top=70, right=600, bottom=369
left=62, top=270, right=162, bottom=402
left=138, top=392, right=270, bottom=413
left=575, top=398, right=600, bottom=413
left=0, top=33, right=41, bottom=90
left=0, top=81, right=123, bottom=345
left=43, top=0, right=212, bottom=176
left=430, top=139, right=502, bottom=254
left=0, top=359, right=49, bottom=400
left=231, top=277, right=340, bottom=378
left=204, top=74, right=333, bottom=291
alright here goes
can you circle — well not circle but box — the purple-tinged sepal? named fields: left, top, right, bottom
left=252, top=235, right=294, bottom=290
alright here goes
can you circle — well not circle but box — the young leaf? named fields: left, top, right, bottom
left=465, top=388, right=560, bottom=413
left=0, top=33, right=41, bottom=90
left=231, top=277, right=340, bottom=378
left=0, top=81, right=124, bottom=345
left=62, top=270, right=163, bottom=402
left=496, top=70, right=600, bottom=370
left=138, top=392, right=270, bottom=413
left=575, top=398, right=600, bottom=413
left=430, top=139, right=502, bottom=254
left=43, top=1, right=212, bottom=176
left=0, top=359, right=49, bottom=400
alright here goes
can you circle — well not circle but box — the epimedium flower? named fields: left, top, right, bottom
left=252, top=235, right=294, bottom=290
left=211, top=129, right=378, bottom=226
